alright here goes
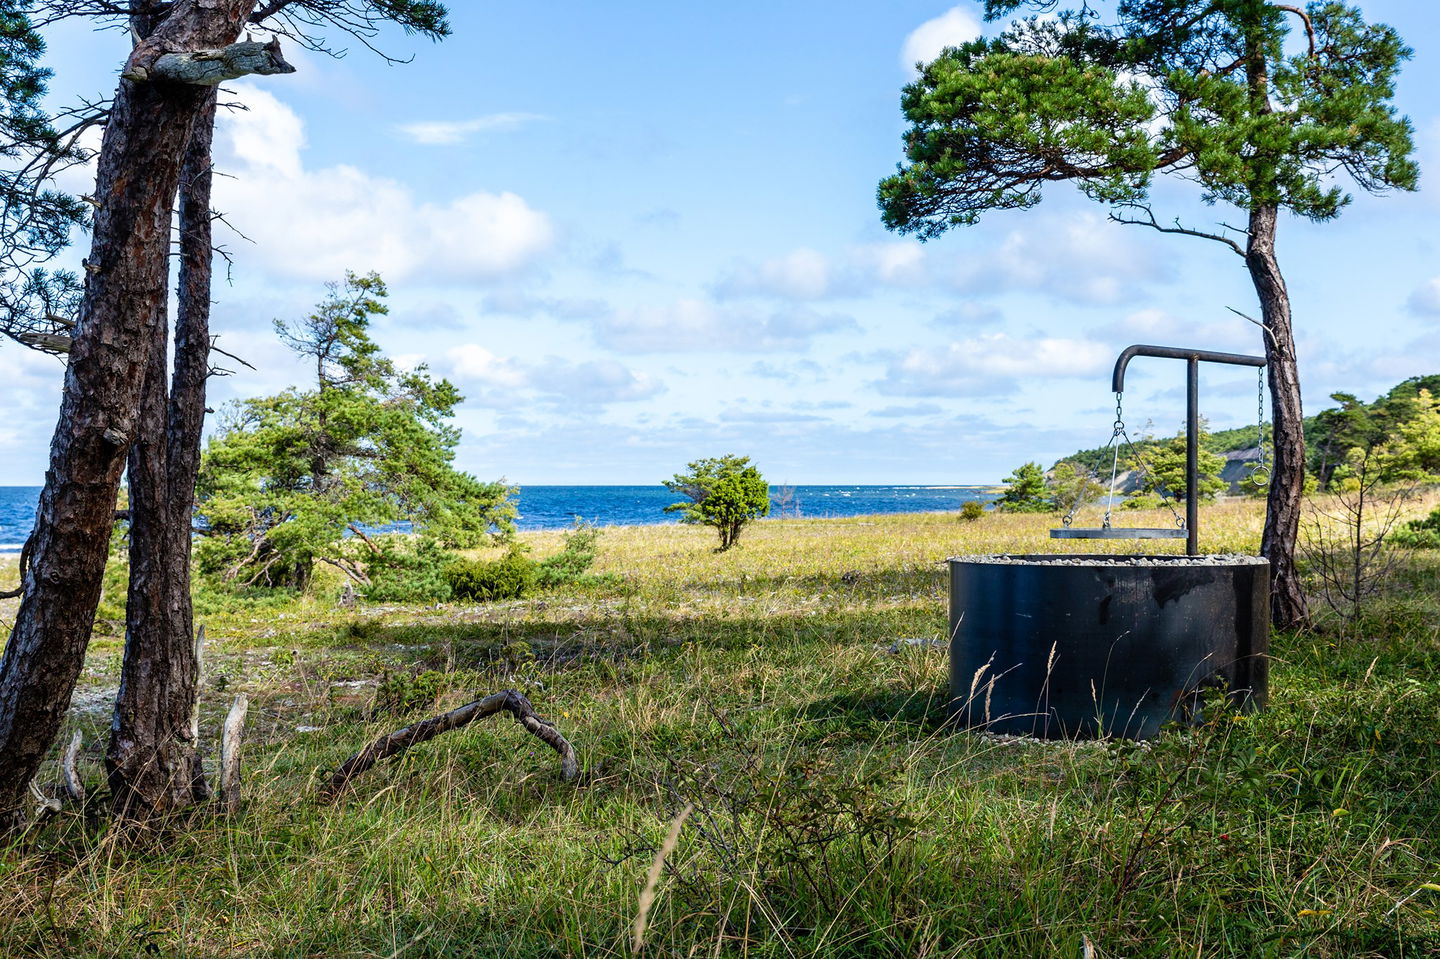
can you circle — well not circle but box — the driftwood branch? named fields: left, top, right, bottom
left=189, top=625, right=206, bottom=745
left=124, top=38, right=297, bottom=86
left=321, top=690, right=579, bottom=800
left=220, top=694, right=249, bottom=813
left=61, top=731, right=85, bottom=805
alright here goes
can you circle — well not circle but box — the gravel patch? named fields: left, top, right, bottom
left=949, top=553, right=1268, bottom=567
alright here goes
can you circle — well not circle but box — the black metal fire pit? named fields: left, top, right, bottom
left=948, top=554, right=1269, bottom=739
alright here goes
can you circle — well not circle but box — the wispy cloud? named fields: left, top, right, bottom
left=593, top=299, right=859, bottom=353
left=444, top=344, right=664, bottom=409
left=397, top=112, right=546, bottom=145
left=876, top=333, right=1110, bottom=397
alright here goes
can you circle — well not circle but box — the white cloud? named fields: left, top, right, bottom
left=947, top=212, right=1174, bottom=304
left=212, top=85, right=554, bottom=284
left=397, top=112, right=545, bottom=145
left=445, top=345, right=663, bottom=407
left=715, top=248, right=833, bottom=299
left=877, top=333, right=1110, bottom=396
left=714, top=242, right=929, bottom=301
left=593, top=298, right=858, bottom=353
left=1097, top=308, right=1264, bottom=355
left=1407, top=277, right=1440, bottom=316
left=852, top=242, right=927, bottom=286
left=901, top=5, right=982, bottom=71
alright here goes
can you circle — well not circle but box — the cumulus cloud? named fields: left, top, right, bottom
left=876, top=333, right=1110, bottom=396
left=212, top=85, right=554, bottom=284
left=715, top=248, right=832, bottom=300
left=1096, top=308, right=1264, bottom=355
left=945, top=212, right=1174, bottom=304
left=591, top=299, right=859, bottom=353
left=713, top=242, right=929, bottom=301
left=396, top=112, right=544, bottom=145
left=445, top=344, right=663, bottom=407
left=901, top=5, right=982, bottom=71
left=1407, top=277, right=1440, bottom=316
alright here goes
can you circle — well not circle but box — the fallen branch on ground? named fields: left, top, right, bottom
left=320, top=690, right=579, bottom=800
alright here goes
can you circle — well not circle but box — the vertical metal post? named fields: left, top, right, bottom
left=1186, top=355, right=1199, bottom=556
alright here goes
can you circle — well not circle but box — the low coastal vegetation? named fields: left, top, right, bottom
left=3, top=497, right=1439, bottom=957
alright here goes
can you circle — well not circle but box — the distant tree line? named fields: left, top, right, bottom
left=996, top=374, right=1440, bottom=514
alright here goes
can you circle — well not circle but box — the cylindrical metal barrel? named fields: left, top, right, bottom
left=948, top=554, right=1269, bottom=739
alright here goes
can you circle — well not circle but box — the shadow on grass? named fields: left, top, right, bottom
left=320, top=605, right=943, bottom=674
left=795, top=682, right=954, bottom=741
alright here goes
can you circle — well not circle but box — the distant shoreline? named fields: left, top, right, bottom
left=0, top=484, right=1002, bottom=553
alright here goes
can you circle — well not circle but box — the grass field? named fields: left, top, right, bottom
left=2, top=499, right=1439, bottom=957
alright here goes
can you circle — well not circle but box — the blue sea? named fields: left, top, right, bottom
left=0, top=484, right=998, bottom=553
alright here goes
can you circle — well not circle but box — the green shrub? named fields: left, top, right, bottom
left=664, top=454, right=771, bottom=550
left=1393, top=506, right=1440, bottom=549
left=959, top=500, right=986, bottom=522
left=535, top=521, right=603, bottom=587
left=372, top=669, right=449, bottom=717
left=995, top=462, right=1050, bottom=513
left=361, top=537, right=456, bottom=603
left=444, top=546, right=538, bottom=602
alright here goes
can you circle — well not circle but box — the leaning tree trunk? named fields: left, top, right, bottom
left=0, top=1, right=265, bottom=830
left=107, top=92, right=218, bottom=818
left=1247, top=203, right=1309, bottom=630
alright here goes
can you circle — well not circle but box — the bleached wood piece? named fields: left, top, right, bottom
left=219, top=694, right=249, bottom=812
left=61, top=730, right=85, bottom=805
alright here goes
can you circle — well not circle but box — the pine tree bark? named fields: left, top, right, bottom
left=1247, top=203, right=1309, bottom=630
left=0, top=1, right=257, bottom=830
left=106, top=92, right=218, bottom=818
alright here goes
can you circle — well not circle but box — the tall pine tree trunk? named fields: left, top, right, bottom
left=1247, top=203, right=1309, bottom=630
left=107, top=93, right=217, bottom=817
left=0, top=2, right=255, bottom=830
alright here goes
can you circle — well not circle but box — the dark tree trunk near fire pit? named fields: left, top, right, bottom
left=0, top=1, right=272, bottom=830
left=107, top=91, right=219, bottom=817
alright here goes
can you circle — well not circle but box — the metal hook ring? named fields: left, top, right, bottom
left=1248, top=465, right=1271, bottom=487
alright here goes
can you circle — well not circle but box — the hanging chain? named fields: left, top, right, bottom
left=1060, top=393, right=1125, bottom=529
left=1117, top=423, right=1187, bottom=529
left=1248, top=367, right=1271, bottom=487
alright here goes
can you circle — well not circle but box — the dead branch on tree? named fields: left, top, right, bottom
left=321, top=690, right=579, bottom=801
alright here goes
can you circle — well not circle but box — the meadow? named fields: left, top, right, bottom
left=1, top=498, right=1438, bottom=958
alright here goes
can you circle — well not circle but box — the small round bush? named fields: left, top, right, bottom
left=1393, top=506, right=1440, bottom=549
left=960, top=500, right=986, bottom=522
left=444, top=547, right=537, bottom=602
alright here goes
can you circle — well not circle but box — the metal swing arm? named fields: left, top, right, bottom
left=1113, top=344, right=1266, bottom=555
left=1054, top=341, right=1267, bottom=552
left=1111, top=345, right=1267, bottom=395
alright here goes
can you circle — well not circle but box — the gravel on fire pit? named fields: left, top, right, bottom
left=951, top=554, right=1269, bottom=567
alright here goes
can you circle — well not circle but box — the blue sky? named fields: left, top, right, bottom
left=2, top=1, right=1437, bottom=486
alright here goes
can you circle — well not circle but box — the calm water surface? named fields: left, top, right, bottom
left=0, top=484, right=998, bottom=553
